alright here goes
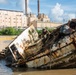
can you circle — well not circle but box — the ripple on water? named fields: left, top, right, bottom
left=0, top=60, right=13, bottom=75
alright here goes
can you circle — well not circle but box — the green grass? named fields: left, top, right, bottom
left=0, top=27, right=23, bottom=35
left=0, top=27, right=54, bottom=35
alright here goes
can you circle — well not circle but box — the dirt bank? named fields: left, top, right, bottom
left=0, top=36, right=16, bottom=52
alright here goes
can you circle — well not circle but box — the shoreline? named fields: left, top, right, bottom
left=0, top=36, right=16, bottom=51
left=0, top=36, right=16, bottom=41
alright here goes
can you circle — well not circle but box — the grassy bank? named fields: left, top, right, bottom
left=0, top=27, right=54, bottom=35
left=0, top=27, right=23, bottom=35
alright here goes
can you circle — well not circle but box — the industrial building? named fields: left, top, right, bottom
left=27, top=13, right=61, bottom=29
left=0, top=9, right=27, bottom=28
left=0, top=0, right=62, bottom=29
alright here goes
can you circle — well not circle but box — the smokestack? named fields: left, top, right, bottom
left=38, top=0, right=40, bottom=16
left=25, top=0, right=27, bottom=16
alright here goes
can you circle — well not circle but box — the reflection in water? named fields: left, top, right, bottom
left=0, top=60, right=13, bottom=75
left=0, top=60, right=76, bottom=75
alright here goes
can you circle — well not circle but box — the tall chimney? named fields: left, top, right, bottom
left=38, top=0, right=40, bottom=16
left=25, top=0, right=27, bottom=16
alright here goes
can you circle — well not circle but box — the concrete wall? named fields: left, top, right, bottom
left=30, top=21, right=62, bottom=29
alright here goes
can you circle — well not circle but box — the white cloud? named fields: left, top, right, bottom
left=0, top=0, right=7, bottom=4
left=51, top=3, right=64, bottom=22
left=52, top=3, right=64, bottom=17
left=50, top=3, right=76, bottom=23
left=68, top=14, right=75, bottom=20
left=21, top=0, right=31, bottom=14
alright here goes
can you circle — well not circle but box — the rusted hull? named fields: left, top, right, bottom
left=49, top=31, right=76, bottom=69
left=4, top=19, right=76, bottom=69
left=22, top=30, right=76, bottom=69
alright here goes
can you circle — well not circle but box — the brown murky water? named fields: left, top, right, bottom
left=0, top=36, right=76, bottom=75
left=13, top=69, right=76, bottom=75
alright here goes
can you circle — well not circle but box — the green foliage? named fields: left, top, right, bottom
left=0, top=30, right=2, bottom=35
left=37, top=27, right=54, bottom=34
left=0, top=27, right=54, bottom=35
left=0, top=27, right=23, bottom=35
left=36, top=30, right=42, bottom=34
left=16, top=29, right=23, bottom=35
left=36, top=27, right=54, bottom=38
left=45, top=27, right=54, bottom=32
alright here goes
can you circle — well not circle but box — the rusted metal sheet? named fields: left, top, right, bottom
left=26, top=55, right=50, bottom=68
left=25, top=28, right=76, bottom=68
left=8, top=25, right=43, bottom=61
left=49, top=30, right=76, bottom=68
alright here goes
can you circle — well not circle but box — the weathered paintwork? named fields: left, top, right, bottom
left=8, top=25, right=43, bottom=61
left=7, top=19, right=76, bottom=69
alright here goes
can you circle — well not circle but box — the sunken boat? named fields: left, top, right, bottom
left=0, top=19, right=76, bottom=69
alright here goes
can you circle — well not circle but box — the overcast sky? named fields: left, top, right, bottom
left=0, top=0, right=76, bottom=23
